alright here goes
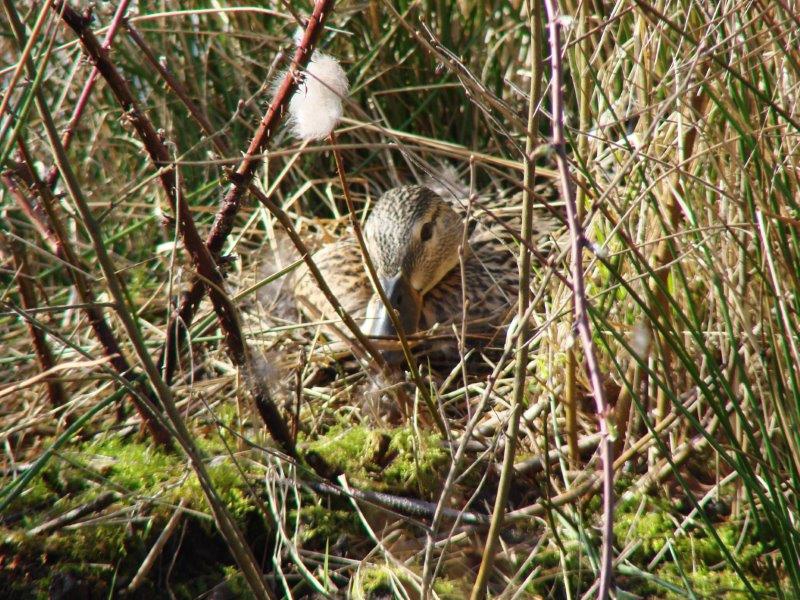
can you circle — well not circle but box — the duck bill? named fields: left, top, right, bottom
left=368, top=274, right=422, bottom=360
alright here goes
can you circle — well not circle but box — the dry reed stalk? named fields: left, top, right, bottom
left=1, top=231, right=68, bottom=411
left=469, top=1, right=544, bottom=597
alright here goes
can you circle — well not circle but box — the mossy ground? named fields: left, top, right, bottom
left=0, top=424, right=452, bottom=597
left=2, top=422, right=781, bottom=598
left=352, top=565, right=468, bottom=599
left=303, top=425, right=449, bottom=496
left=0, top=433, right=265, bottom=599
left=610, top=494, right=776, bottom=598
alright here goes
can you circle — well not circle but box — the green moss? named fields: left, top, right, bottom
left=2, top=464, right=61, bottom=519
left=356, top=565, right=394, bottom=597
left=201, top=458, right=256, bottom=520
left=298, top=505, right=359, bottom=544
left=653, top=562, right=766, bottom=598
left=432, top=577, right=470, bottom=600
left=614, top=498, right=675, bottom=560
left=220, top=566, right=254, bottom=599
left=669, top=521, right=763, bottom=569
left=382, top=427, right=448, bottom=493
left=305, top=425, right=371, bottom=471
left=1, top=517, right=145, bottom=599
left=0, top=430, right=269, bottom=598
left=74, top=434, right=261, bottom=523
left=613, top=494, right=775, bottom=598
left=530, top=547, right=561, bottom=571
left=76, top=436, right=182, bottom=494
left=44, top=522, right=130, bottom=560
left=353, top=565, right=466, bottom=599
left=303, top=425, right=448, bottom=496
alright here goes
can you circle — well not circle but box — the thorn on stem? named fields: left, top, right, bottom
left=80, top=5, right=94, bottom=25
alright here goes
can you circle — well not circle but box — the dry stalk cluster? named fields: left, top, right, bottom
left=1, top=1, right=798, bottom=598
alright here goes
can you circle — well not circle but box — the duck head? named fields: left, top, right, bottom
left=362, top=186, right=464, bottom=358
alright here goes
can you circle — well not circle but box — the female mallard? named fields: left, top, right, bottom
left=293, top=185, right=554, bottom=366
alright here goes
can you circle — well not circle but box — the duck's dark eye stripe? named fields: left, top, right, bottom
left=420, top=221, right=434, bottom=242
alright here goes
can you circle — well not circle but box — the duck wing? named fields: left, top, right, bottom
left=420, top=189, right=563, bottom=352
left=293, top=238, right=372, bottom=325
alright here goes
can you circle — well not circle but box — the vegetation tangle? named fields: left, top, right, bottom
left=1, top=0, right=798, bottom=598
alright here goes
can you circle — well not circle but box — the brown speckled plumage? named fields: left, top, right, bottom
left=293, top=185, right=558, bottom=365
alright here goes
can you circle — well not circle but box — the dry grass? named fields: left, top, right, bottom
left=2, top=0, right=799, bottom=598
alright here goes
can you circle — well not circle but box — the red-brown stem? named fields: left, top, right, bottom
left=1, top=2, right=170, bottom=443
left=9, top=138, right=171, bottom=445
left=542, top=0, right=614, bottom=596
left=205, top=0, right=335, bottom=257
left=44, top=0, right=132, bottom=189
left=53, top=3, right=178, bottom=205
left=52, top=1, right=298, bottom=455
left=47, top=7, right=226, bottom=355
left=7, top=5, right=272, bottom=593
left=3, top=225, right=69, bottom=412
left=125, top=4, right=387, bottom=381
left=3, top=160, right=59, bottom=247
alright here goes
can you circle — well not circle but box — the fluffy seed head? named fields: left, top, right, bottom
left=288, top=52, right=349, bottom=140
left=631, top=322, right=652, bottom=358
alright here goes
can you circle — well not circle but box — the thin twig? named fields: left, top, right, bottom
left=1, top=215, right=67, bottom=413
left=565, top=0, right=596, bottom=472
left=44, top=0, right=133, bottom=189
left=26, top=491, right=118, bottom=536
left=52, top=0, right=241, bottom=364
left=541, top=1, right=614, bottom=596
left=127, top=499, right=188, bottom=593
left=0, top=355, right=110, bottom=401
left=329, top=130, right=446, bottom=434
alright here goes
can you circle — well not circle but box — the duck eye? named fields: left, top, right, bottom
left=420, top=221, right=434, bottom=242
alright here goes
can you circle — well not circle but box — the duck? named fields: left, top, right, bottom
left=292, top=185, right=556, bottom=367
